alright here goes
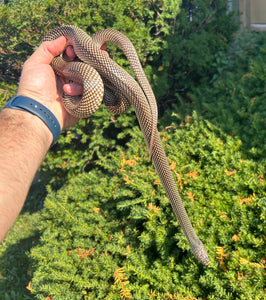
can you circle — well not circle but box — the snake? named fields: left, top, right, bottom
left=43, top=25, right=209, bottom=265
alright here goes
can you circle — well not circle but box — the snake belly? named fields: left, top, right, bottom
left=43, top=25, right=209, bottom=265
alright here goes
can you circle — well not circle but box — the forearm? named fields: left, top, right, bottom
left=0, top=108, right=52, bottom=242
left=0, top=36, right=82, bottom=242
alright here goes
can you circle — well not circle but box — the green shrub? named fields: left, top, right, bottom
left=188, top=31, right=266, bottom=158
left=30, top=114, right=266, bottom=299
left=0, top=82, right=17, bottom=107
left=149, top=0, right=239, bottom=101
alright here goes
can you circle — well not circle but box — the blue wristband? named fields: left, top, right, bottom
left=3, top=96, right=61, bottom=147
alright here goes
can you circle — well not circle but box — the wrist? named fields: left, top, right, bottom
left=0, top=107, right=53, bottom=151
left=3, top=96, right=61, bottom=147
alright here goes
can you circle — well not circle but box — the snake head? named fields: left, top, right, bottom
left=191, top=241, right=210, bottom=265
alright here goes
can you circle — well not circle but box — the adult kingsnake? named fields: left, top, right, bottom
left=43, top=25, right=209, bottom=265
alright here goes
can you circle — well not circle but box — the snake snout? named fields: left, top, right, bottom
left=191, top=241, right=210, bottom=265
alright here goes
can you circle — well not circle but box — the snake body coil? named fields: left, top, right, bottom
left=44, top=25, right=209, bottom=265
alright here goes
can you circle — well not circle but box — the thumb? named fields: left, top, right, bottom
left=27, top=36, right=67, bottom=65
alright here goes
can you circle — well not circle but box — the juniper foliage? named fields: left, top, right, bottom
left=30, top=114, right=266, bottom=299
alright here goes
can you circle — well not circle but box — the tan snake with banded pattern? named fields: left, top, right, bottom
left=43, top=25, right=209, bottom=265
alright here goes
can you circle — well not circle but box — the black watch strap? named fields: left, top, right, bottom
left=3, top=96, right=61, bottom=147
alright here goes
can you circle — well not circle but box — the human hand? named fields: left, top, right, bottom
left=17, top=36, right=82, bottom=130
left=17, top=37, right=108, bottom=130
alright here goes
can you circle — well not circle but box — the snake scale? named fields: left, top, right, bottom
left=43, top=25, right=209, bottom=265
